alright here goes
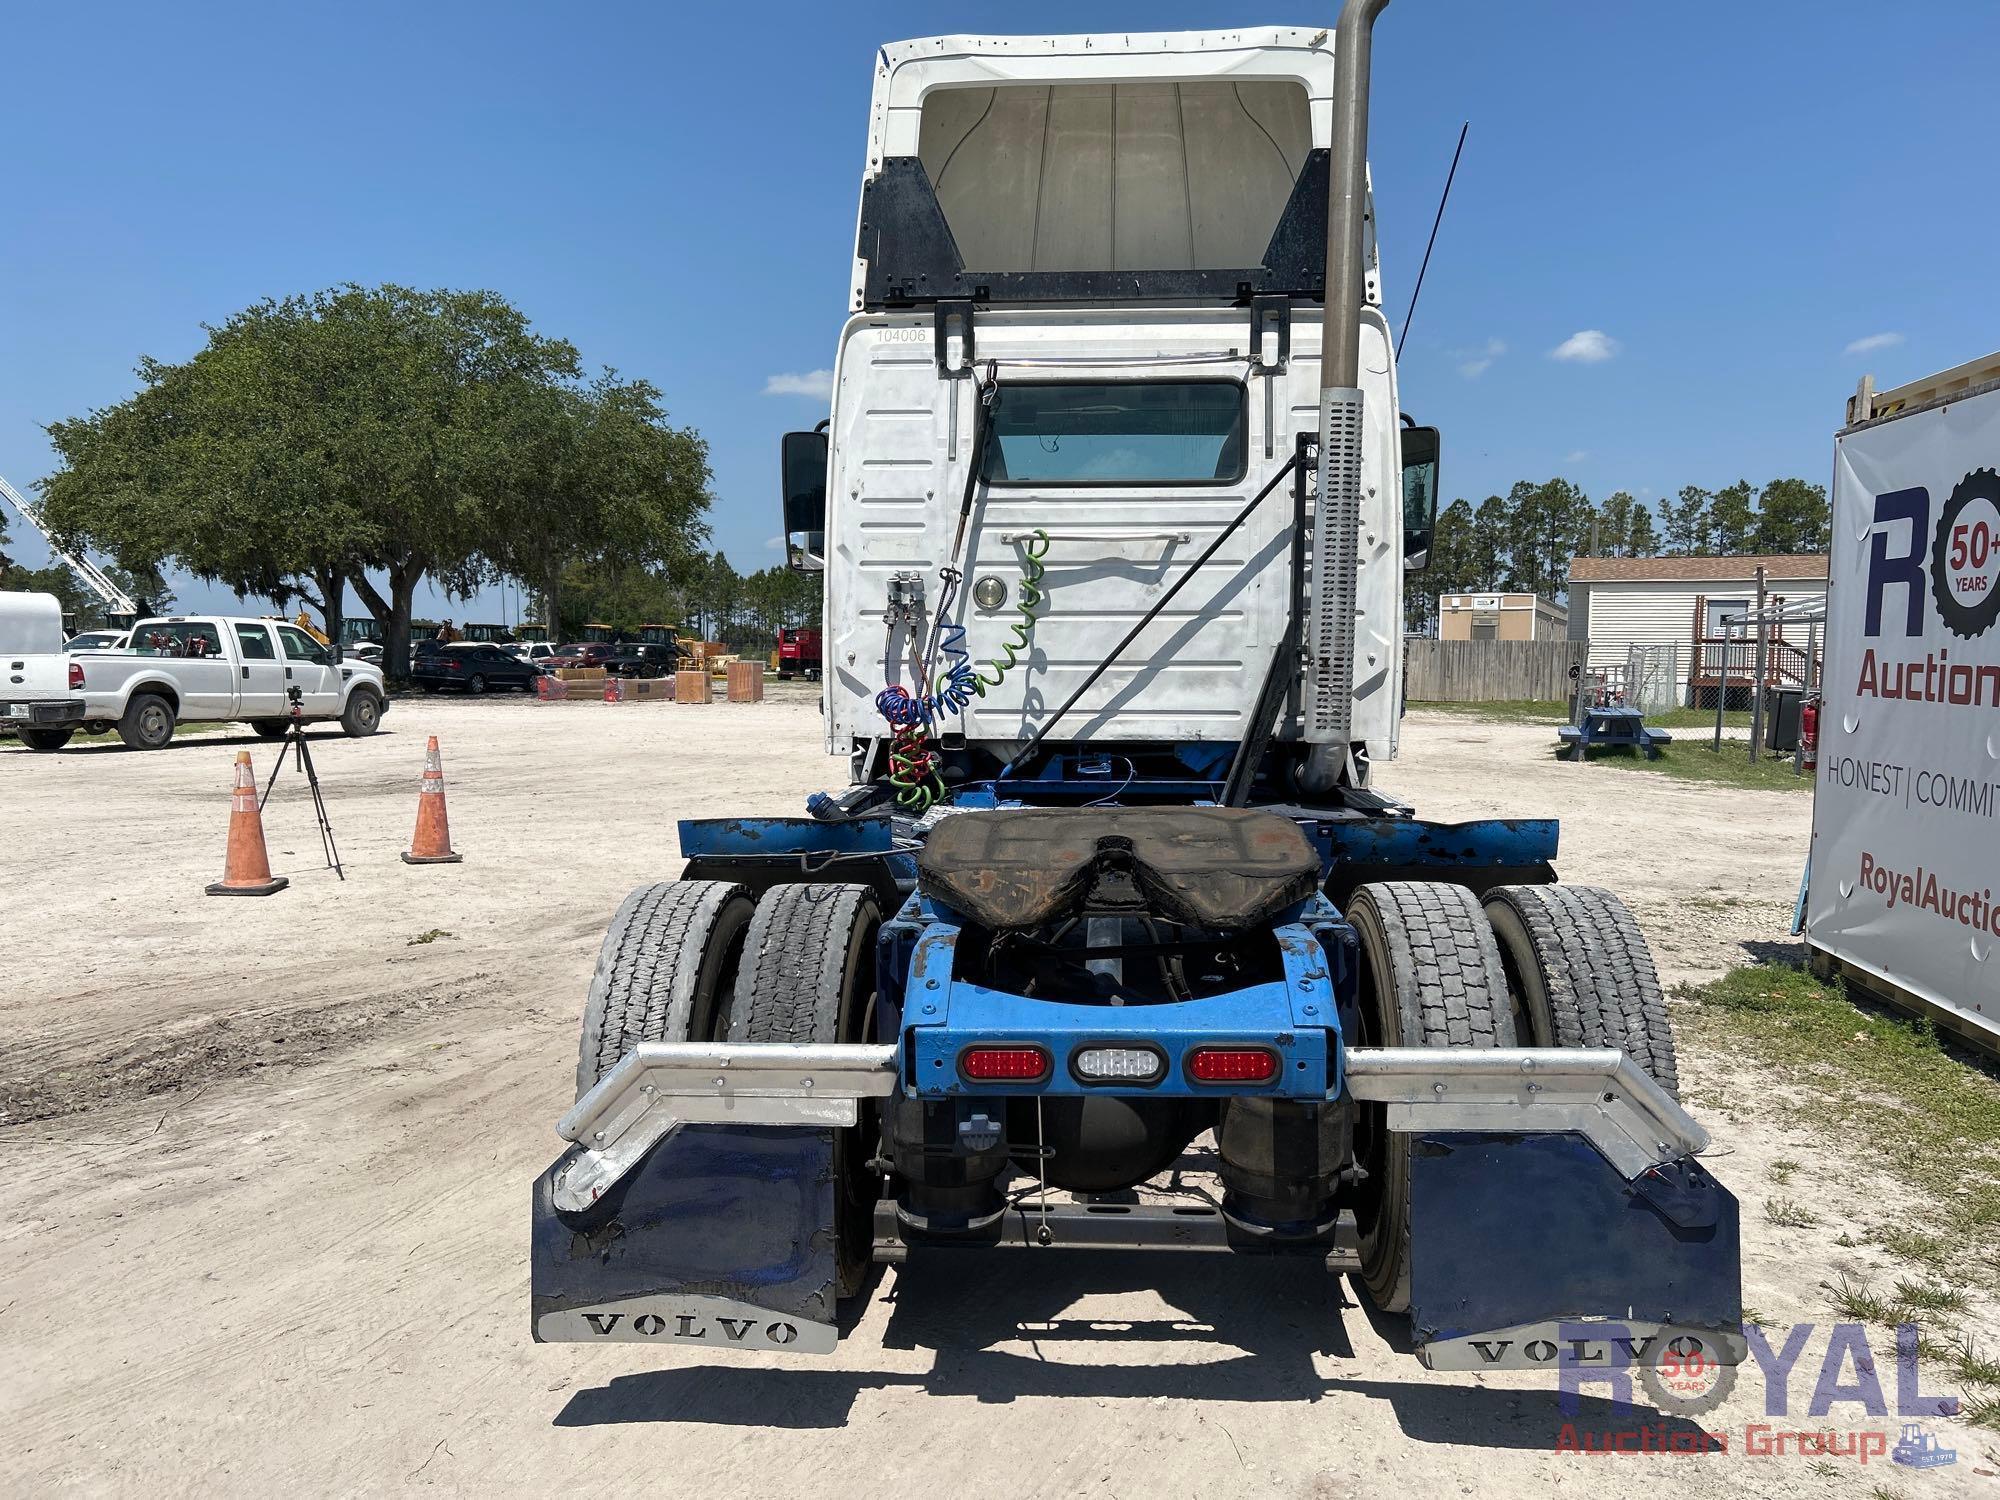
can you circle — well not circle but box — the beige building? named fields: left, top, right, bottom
left=1438, top=592, right=1568, bottom=641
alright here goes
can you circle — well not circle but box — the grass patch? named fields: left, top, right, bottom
left=1410, top=700, right=1759, bottom=731
left=1765, top=1196, right=1820, bottom=1229
left=1770, top=1157, right=1800, bottom=1184
left=1686, top=962, right=2000, bottom=1286
left=406, top=929, right=456, bottom=946
left=1649, top=705, right=1756, bottom=730
left=1874, top=1226, right=1949, bottom=1267
left=1951, top=1335, right=2000, bottom=1387
left=1565, top=739, right=1813, bottom=791
left=1894, top=1278, right=1969, bottom=1314
left=1827, top=1275, right=1961, bottom=1333
left=1409, top=698, right=1569, bottom=724
left=1832, top=1275, right=1895, bottom=1323
left=1964, top=1395, right=2000, bottom=1431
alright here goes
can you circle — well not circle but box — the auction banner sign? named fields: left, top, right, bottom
left=1810, top=381, right=2000, bottom=1042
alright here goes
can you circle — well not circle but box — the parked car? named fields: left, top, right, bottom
left=38, top=614, right=387, bottom=750
left=502, top=641, right=559, bottom=665
left=410, top=641, right=539, bottom=695
left=348, top=641, right=384, bottom=667
left=601, top=642, right=679, bottom=678
left=542, top=642, right=621, bottom=671
left=65, top=628, right=131, bottom=653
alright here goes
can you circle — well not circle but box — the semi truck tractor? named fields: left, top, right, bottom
left=531, top=13, right=1743, bottom=1373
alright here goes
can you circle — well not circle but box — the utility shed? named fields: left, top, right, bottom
left=1566, top=554, right=1828, bottom=700
left=1438, top=592, right=1566, bottom=641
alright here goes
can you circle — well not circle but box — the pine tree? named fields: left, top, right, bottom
left=1626, top=503, right=1660, bottom=556
left=1709, top=480, right=1757, bottom=555
left=1596, top=491, right=1635, bottom=556
left=1661, top=486, right=1712, bottom=555
left=1756, top=478, right=1831, bottom=553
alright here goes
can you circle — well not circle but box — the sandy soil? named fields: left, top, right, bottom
left=1, top=700, right=1989, bottom=1496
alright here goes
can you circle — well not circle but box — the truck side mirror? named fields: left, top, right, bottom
left=781, top=430, right=828, bottom=573
left=1400, top=425, right=1440, bottom=572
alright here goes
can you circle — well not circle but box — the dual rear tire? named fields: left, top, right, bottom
left=1348, top=879, right=1677, bottom=1313
left=1483, top=884, right=1679, bottom=1097
left=575, top=879, right=881, bottom=1300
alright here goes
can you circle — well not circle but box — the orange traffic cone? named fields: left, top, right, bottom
left=603, top=677, right=623, bottom=703
left=206, top=751, right=289, bottom=896
left=402, top=735, right=463, bottom=864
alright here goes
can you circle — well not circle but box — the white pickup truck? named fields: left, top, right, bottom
left=2, top=591, right=85, bottom=749
left=52, top=614, right=389, bottom=750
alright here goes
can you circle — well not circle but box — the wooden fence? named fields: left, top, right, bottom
left=1404, top=638, right=1590, bottom=704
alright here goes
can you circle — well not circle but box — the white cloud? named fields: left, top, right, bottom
left=1454, top=338, right=1505, bottom=378
left=762, top=369, right=834, bottom=398
left=1844, top=331, right=1904, bottom=356
left=1550, top=330, right=1618, bottom=364
left=1564, top=450, right=1589, bottom=465
left=764, top=534, right=787, bottom=550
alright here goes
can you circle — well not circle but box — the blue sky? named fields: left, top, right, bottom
left=3, top=1, right=1994, bottom=621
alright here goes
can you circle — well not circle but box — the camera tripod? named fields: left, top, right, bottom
left=259, top=689, right=344, bottom=880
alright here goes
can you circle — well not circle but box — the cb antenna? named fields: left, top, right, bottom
left=1398, top=120, right=1468, bottom=351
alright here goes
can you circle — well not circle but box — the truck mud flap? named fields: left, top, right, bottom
left=1408, top=1132, right=1743, bottom=1371
left=531, top=1124, right=839, bottom=1354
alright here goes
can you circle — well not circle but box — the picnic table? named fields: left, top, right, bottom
left=1557, top=704, right=1674, bottom=762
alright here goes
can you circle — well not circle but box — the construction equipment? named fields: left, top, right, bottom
left=774, top=625, right=822, bottom=680
left=531, top=16, right=1742, bottom=1373
left=278, top=612, right=332, bottom=646
left=0, top=473, right=143, bottom=628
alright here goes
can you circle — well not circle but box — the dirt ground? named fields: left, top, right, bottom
left=1, top=700, right=1987, bottom=1496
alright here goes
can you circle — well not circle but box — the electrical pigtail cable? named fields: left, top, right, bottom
left=877, top=365, right=1050, bottom=812
left=876, top=683, right=948, bottom=811
left=876, top=525, right=1050, bottom=813
left=968, top=529, right=1048, bottom=695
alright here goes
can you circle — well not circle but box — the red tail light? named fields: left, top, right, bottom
left=445, top=658, right=462, bottom=670
left=1186, top=1046, right=1278, bottom=1084
left=69, top=662, right=85, bottom=690
left=960, top=1046, right=1050, bottom=1082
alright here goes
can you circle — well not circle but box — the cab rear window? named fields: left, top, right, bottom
left=132, top=621, right=224, bottom=657
left=980, top=381, right=1246, bottom=486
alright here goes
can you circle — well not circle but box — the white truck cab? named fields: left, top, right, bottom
left=780, top=29, right=1435, bottom=795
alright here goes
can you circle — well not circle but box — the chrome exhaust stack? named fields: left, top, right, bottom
left=1303, top=0, right=1390, bottom=793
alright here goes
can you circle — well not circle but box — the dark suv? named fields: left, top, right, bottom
left=411, top=641, right=540, bottom=694
left=601, top=642, right=679, bottom=678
